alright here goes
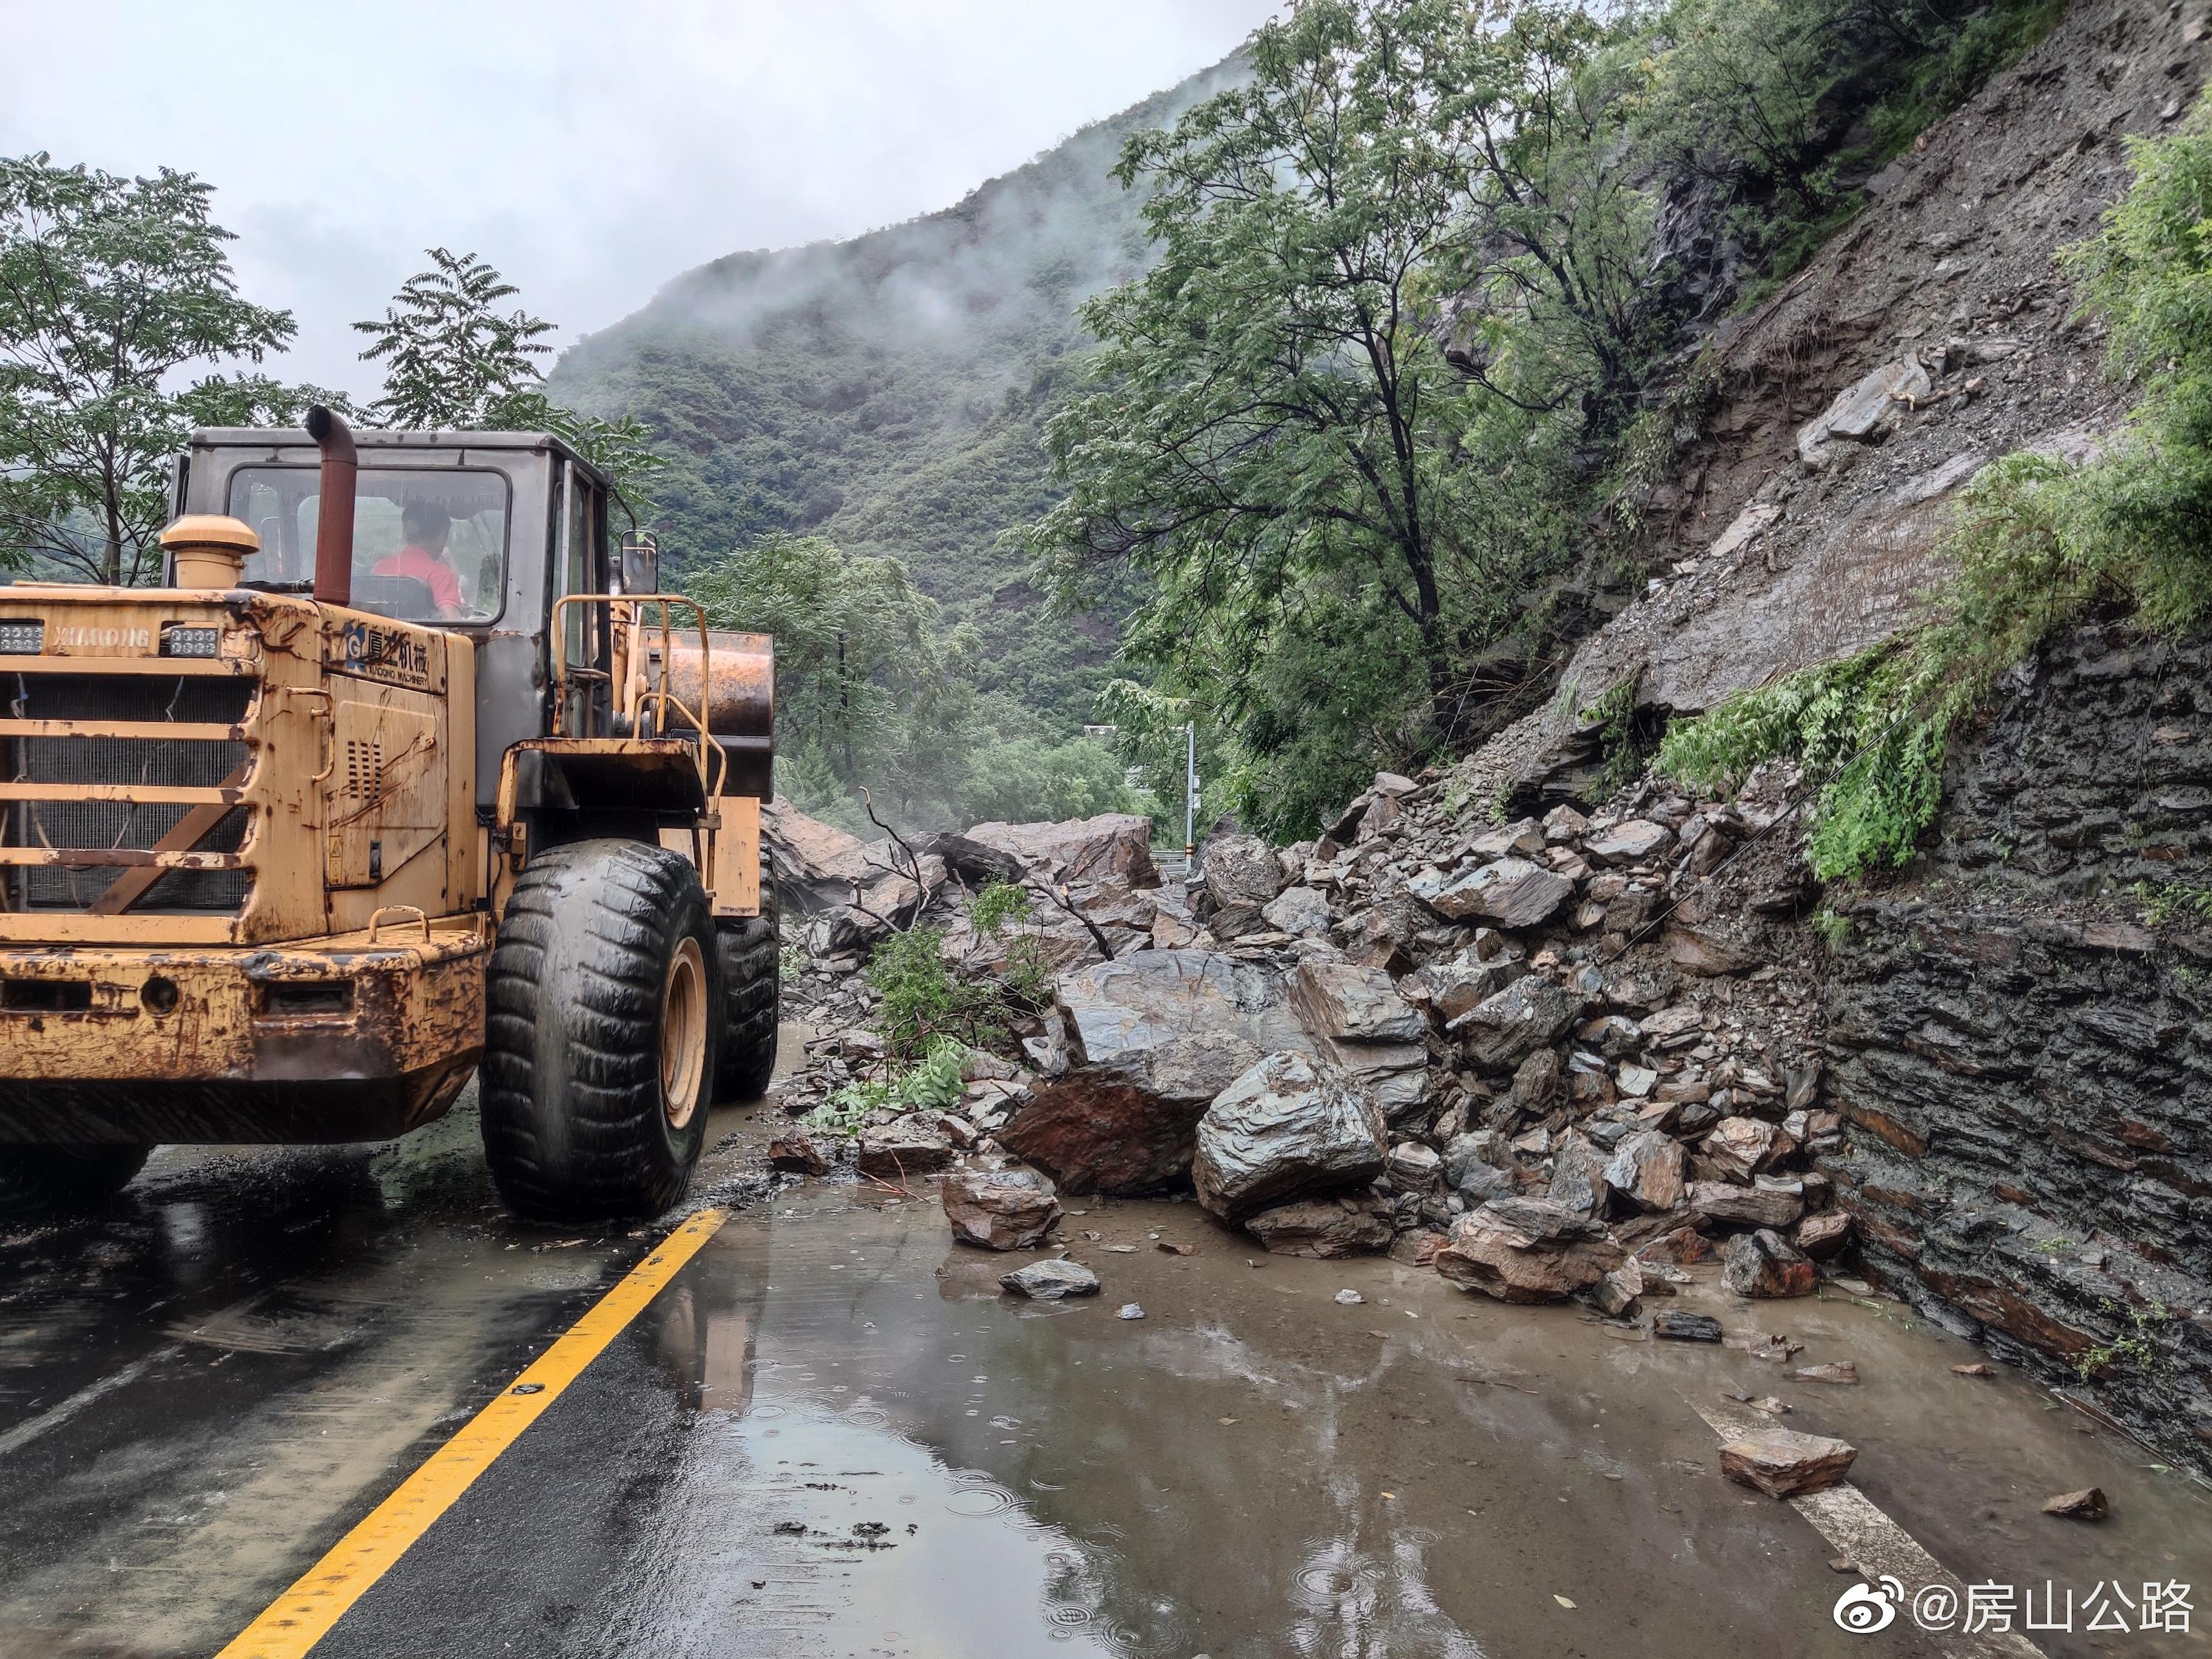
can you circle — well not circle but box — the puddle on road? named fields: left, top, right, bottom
left=615, top=1186, right=2212, bottom=1659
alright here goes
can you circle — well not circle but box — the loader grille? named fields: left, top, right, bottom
left=2, top=674, right=257, bottom=914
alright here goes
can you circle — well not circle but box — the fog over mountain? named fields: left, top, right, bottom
left=550, top=56, right=1249, bottom=729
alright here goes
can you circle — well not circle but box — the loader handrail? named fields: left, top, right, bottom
left=548, top=594, right=726, bottom=800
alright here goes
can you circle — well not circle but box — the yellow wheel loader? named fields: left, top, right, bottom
left=0, top=410, right=778, bottom=1221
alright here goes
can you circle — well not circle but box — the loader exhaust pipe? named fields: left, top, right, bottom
left=305, top=406, right=355, bottom=608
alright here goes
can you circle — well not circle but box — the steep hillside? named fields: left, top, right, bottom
left=549, top=58, right=1244, bottom=731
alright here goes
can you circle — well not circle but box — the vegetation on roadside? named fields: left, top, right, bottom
left=1661, top=100, right=2212, bottom=878
left=808, top=879, right=1049, bottom=1135
left=1031, top=0, right=2065, bottom=836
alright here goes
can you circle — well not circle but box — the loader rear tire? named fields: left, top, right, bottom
left=713, top=851, right=780, bottom=1102
left=0, top=1144, right=150, bottom=1219
left=481, top=839, right=720, bottom=1223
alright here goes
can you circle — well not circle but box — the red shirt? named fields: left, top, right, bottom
left=373, top=544, right=462, bottom=614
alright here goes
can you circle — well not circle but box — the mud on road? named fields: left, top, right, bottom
left=1, top=1048, right=2205, bottom=1658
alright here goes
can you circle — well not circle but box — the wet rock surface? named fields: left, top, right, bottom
left=1720, top=1429, right=1858, bottom=1498
left=1192, top=1053, right=1387, bottom=1225
left=942, top=1166, right=1062, bottom=1251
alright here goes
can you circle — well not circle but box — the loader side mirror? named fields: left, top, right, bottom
left=619, top=532, right=658, bottom=597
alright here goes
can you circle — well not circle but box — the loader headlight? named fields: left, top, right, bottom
left=0, top=620, right=44, bottom=655
left=161, top=625, right=220, bottom=658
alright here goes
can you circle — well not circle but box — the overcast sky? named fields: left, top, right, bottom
left=1, top=0, right=1274, bottom=397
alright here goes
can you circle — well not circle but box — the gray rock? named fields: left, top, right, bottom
left=1441, top=1131, right=1518, bottom=1202
left=1602, top=1130, right=1688, bottom=1213
left=1385, top=1140, right=1444, bottom=1194
left=1722, top=1228, right=1818, bottom=1298
left=999, top=1259, right=1102, bottom=1300
left=1260, top=885, right=1334, bottom=937
left=1467, top=817, right=1546, bottom=859
left=1433, top=1197, right=1626, bottom=1303
left=1001, top=950, right=1313, bottom=1194
left=964, top=813, right=1161, bottom=891
left=1287, top=959, right=1425, bottom=1044
left=1117, top=1303, right=1146, bottom=1321
left=1689, top=1179, right=1805, bottom=1231
left=1245, top=1193, right=1394, bottom=1257
left=1193, top=1051, right=1388, bottom=1223
left=856, top=1115, right=954, bottom=1178
left=1585, top=820, right=1675, bottom=866
left=1452, top=976, right=1589, bottom=1071
left=1547, top=1135, right=1610, bottom=1216
left=942, top=1166, right=1062, bottom=1251
left=1413, top=858, right=1576, bottom=928
left=1200, top=833, right=1284, bottom=937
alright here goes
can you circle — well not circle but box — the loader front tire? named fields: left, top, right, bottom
left=0, top=1144, right=150, bottom=1219
left=481, top=839, right=720, bottom=1222
left=713, top=851, right=780, bottom=1102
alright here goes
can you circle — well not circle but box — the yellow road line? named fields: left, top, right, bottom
left=217, top=1208, right=728, bottom=1659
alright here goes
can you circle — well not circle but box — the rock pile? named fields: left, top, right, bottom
left=768, top=764, right=1850, bottom=1327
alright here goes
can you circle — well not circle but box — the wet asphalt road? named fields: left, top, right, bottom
left=3, top=1046, right=2208, bottom=1659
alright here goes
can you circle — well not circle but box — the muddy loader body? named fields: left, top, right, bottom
left=0, top=414, right=779, bottom=1220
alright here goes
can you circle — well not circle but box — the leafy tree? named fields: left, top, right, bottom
left=0, top=153, right=296, bottom=582
left=355, top=248, right=667, bottom=515
left=1031, top=0, right=1649, bottom=831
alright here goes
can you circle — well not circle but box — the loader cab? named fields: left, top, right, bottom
left=178, top=427, right=622, bottom=810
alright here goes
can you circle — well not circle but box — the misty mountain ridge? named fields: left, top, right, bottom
left=549, top=56, right=1247, bottom=729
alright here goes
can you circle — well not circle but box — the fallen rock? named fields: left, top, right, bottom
left=1952, top=1362, right=1993, bottom=1378
left=1261, top=885, right=1334, bottom=936
left=1722, top=1229, right=1818, bottom=1299
left=1385, top=1140, right=1444, bottom=1194
left=1593, top=1257, right=1644, bottom=1318
left=1288, top=959, right=1425, bottom=1045
left=1002, top=951, right=1312, bottom=1193
left=1654, top=1310, right=1724, bottom=1342
left=966, top=813, right=1160, bottom=891
left=1199, top=832, right=1284, bottom=937
left=767, top=1133, right=830, bottom=1177
left=1433, top=1198, right=1625, bottom=1304
left=1792, top=1362, right=1860, bottom=1385
left=1720, top=1429, right=1857, bottom=1498
left=856, top=1116, right=953, bottom=1178
left=1117, top=1303, right=1146, bottom=1321
left=1245, top=1193, right=1394, bottom=1257
left=2041, top=1486, right=2110, bottom=1521
left=942, top=1166, right=1062, bottom=1251
left=1413, top=858, right=1576, bottom=929
left=1441, top=1130, right=1517, bottom=1200
left=1689, top=1180, right=1804, bottom=1231
left=1388, top=1228, right=1450, bottom=1267
left=998, top=1259, right=1102, bottom=1300
left=1547, top=1135, right=1611, bottom=1217
left=1585, top=820, right=1675, bottom=866
left=1797, top=358, right=1931, bottom=468
left=1702, top=1117, right=1794, bottom=1182
left=1452, top=976, right=1588, bottom=1071
left=1603, top=1130, right=1688, bottom=1214
left=1193, top=1052, right=1388, bottom=1224
left=1794, top=1211, right=1852, bottom=1260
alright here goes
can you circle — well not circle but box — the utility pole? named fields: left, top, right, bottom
left=1183, top=721, right=1197, bottom=863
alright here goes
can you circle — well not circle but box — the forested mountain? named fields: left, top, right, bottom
left=549, top=59, right=1245, bottom=734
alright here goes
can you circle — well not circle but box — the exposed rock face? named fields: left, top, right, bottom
left=1433, top=1198, right=1625, bottom=1303
left=1001, top=951, right=1312, bottom=1193
left=1193, top=1053, right=1388, bottom=1223
left=1244, top=1193, right=1394, bottom=1257
left=942, top=1166, right=1062, bottom=1251
left=1823, top=624, right=2212, bottom=1470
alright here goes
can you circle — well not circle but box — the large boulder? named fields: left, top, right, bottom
left=1602, top=1130, right=1688, bottom=1213
left=1722, top=1228, right=1818, bottom=1299
left=1193, top=1052, right=1388, bottom=1223
left=1450, top=976, right=1589, bottom=1072
left=761, top=797, right=867, bottom=911
left=1244, top=1193, right=1394, bottom=1257
left=1000, top=951, right=1312, bottom=1193
left=942, top=1166, right=1062, bottom=1251
left=1287, top=959, right=1425, bottom=1045
left=1433, top=1198, right=1625, bottom=1303
left=1410, top=858, right=1575, bottom=929
left=1198, top=832, right=1285, bottom=938
left=964, top=813, right=1160, bottom=891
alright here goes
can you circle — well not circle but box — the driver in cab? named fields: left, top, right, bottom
left=374, top=501, right=463, bottom=619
